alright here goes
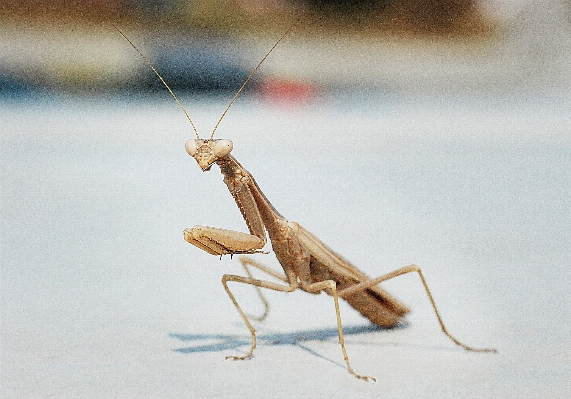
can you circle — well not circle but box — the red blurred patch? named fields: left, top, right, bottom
left=258, top=77, right=319, bottom=105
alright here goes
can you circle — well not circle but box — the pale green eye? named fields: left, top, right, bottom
left=185, top=139, right=199, bottom=156
left=213, top=139, right=233, bottom=158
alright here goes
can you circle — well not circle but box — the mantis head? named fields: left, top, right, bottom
left=115, top=25, right=289, bottom=173
left=185, top=139, right=233, bottom=171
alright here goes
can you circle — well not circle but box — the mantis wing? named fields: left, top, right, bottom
left=296, top=223, right=410, bottom=327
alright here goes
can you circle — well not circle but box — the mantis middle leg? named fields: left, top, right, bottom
left=222, top=269, right=376, bottom=381
left=238, top=257, right=288, bottom=322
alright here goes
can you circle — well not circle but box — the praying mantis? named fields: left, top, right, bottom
left=117, top=26, right=496, bottom=382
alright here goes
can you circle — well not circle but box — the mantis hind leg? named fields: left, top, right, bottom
left=338, top=264, right=497, bottom=353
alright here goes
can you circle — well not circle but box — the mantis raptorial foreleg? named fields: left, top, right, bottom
left=184, top=226, right=266, bottom=256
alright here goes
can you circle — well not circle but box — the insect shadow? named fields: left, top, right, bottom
left=169, top=320, right=464, bottom=365
left=169, top=322, right=411, bottom=365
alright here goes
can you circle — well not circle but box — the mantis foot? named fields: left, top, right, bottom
left=225, top=354, right=252, bottom=361
left=353, top=373, right=377, bottom=383
left=347, top=364, right=376, bottom=382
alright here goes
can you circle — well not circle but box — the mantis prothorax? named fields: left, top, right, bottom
left=116, top=25, right=497, bottom=382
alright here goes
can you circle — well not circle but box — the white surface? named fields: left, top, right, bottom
left=1, top=91, right=570, bottom=398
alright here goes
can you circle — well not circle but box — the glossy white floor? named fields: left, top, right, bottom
left=2, top=90, right=570, bottom=398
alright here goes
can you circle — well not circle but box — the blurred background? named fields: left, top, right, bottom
left=2, top=1, right=570, bottom=398
left=1, top=0, right=570, bottom=96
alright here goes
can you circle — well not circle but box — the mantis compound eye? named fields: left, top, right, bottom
left=185, top=139, right=199, bottom=156
left=213, top=139, right=233, bottom=158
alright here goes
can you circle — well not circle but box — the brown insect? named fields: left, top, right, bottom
left=117, top=25, right=496, bottom=382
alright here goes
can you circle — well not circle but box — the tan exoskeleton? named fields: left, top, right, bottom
left=117, top=26, right=496, bottom=382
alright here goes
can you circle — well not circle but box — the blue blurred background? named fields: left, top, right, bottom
left=2, top=0, right=570, bottom=98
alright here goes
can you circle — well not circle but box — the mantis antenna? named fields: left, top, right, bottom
left=114, top=23, right=294, bottom=140
left=209, top=25, right=295, bottom=140
left=114, top=24, right=200, bottom=139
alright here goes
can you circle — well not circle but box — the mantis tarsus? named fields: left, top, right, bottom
left=117, top=26, right=497, bottom=382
